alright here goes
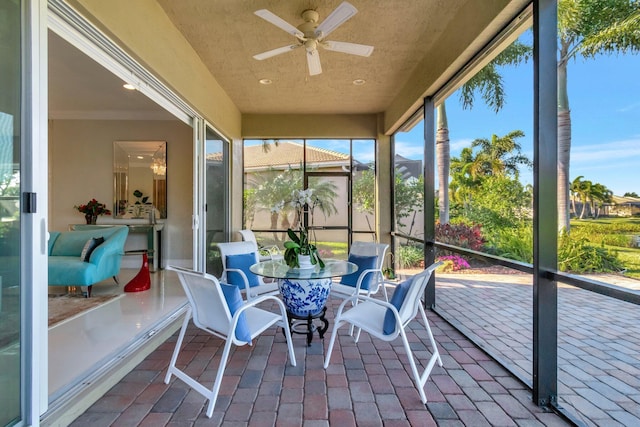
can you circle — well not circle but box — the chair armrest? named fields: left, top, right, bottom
left=228, top=294, right=290, bottom=345
left=335, top=295, right=403, bottom=336
left=223, top=267, right=252, bottom=296
left=354, top=268, right=384, bottom=292
left=339, top=294, right=395, bottom=311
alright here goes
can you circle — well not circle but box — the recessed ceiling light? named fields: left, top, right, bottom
left=123, top=83, right=136, bottom=90
left=259, top=79, right=273, bottom=85
left=353, top=79, right=366, bottom=86
left=136, top=156, right=144, bottom=159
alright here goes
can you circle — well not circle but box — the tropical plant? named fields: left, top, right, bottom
left=557, top=0, right=640, bottom=232
left=396, top=244, right=424, bottom=269
left=484, top=222, right=534, bottom=263
left=435, top=222, right=485, bottom=252
left=464, top=175, right=533, bottom=233
left=243, top=188, right=257, bottom=228
left=468, top=131, right=532, bottom=179
left=394, top=171, right=425, bottom=234
left=283, top=228, right=324, bottom=268
left=569, top=176, right=613, bottom=219
left=352, top=165, right=375, bottom=230
left=449, top=131, right=533, bottom=230
left=436, top=39, right=531, bottom=224
left=248, top=166, right=338, bottom=239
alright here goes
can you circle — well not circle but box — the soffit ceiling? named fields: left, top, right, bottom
left=49, top=0, right=529, bottom=123
left=48, top=31, right=176, bottom=120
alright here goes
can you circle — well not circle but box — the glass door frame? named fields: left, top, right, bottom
left=304, top=171, right=352, bottom=248
left=195, top=120, right=230, bottom=273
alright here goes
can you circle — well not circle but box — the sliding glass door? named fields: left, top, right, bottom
left=0, top=0, right=22, bottom=424
left=204, top=125, right=229, bottom=275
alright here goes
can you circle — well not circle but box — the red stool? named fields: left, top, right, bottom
left=124, top=251, right=151, bottom=292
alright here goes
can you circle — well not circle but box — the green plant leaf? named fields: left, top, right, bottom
left=287, top=228, right=301, bottom=244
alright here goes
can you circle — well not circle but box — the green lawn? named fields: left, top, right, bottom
left=610, top=246, right=640, bottom=279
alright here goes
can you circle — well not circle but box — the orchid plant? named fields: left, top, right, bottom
left=283, top=189, right=325, bottom=269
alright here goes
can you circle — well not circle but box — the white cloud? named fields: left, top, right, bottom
left=449, top=138, right=473, bottom=153
left=572, top=138, right=640, bottom=163
left=617, top=102, right=640, bottom=113
left=394, top=140, right=425, bottom=159
left=394, top=138, right=475, bottom=159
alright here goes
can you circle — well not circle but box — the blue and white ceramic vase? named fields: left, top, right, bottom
left=279, top=278, right=331, bottom=316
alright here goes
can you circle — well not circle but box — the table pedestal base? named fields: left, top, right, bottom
left=124, top=252, right=151, bottom=292
left=284, top=307, right=329, bottom=346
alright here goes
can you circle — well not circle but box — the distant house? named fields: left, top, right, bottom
left=244, top=141, right=350, bottom=173
left=603, top=195, right=640, bottom=217
left=394, top=154, right=423, bottom=180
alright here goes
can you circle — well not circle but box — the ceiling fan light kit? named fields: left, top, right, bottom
left=253, top=1, right=374, bottom=77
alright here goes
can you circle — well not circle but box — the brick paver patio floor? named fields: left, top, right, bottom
left=71, top=288, right=573, bottom=427
left=435, top=271, right=640, bottom=427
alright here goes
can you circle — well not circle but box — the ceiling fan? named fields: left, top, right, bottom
left=253, top=1, right=374, bottom=76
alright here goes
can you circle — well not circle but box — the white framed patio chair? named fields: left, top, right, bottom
left=216, top=241, right=279, bottom=300
left=164, top=266, right=296, bottom=418
left=238, top=229, right=282, bottom=262
left=331, top=241, right=390, bottom=301
left=324, top=261, right=443, bottom=405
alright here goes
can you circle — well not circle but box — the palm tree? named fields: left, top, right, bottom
left=449, top=147, right=479, bottom=213
left=436, top=40, right=531, bottom=224
left=469, top=130, right=532, bottom=178
left=449, top=134, right=532, bottom=225
left=557, top=0, right=640, bottom=231
left=578, top=179, right=593, bottom=219
left=569, top=175, right=585, bottom=217
left=436, top=104, right=450, bottom=224
left=589, top=182, right=613, bottom=218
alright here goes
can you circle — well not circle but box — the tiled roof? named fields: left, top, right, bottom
left=244, top=141, right=349, bottom=170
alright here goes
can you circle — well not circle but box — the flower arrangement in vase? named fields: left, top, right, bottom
left=74, top=199, right=112, bottom=224
left=283, top=189, right=325, bottom=269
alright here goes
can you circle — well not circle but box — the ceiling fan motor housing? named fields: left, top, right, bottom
left=298, top=9, right=319, bottom=39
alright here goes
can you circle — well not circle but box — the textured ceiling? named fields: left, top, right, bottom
left=156, top=0, right=466, bottom=115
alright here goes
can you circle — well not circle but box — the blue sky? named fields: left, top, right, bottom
left=395, top=51, right=640, bottom=196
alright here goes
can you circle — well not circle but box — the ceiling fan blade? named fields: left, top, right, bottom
left=306, top=49, right=322, bottom=76
left=314, top=1, right=358, bottom=39
left=322, top=41, right=374, bottom=57
left=255, top=9, right=304, bottom=38
left=253, top=44, right=300, bottom=61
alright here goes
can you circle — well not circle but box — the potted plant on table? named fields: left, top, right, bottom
left=74, top=199, right=112, bottom=224
left=283, top=189, right=325, bottom=269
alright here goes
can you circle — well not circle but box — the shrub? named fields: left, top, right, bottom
left=396, top=244, right=424, bottom=269
left=436, top=255, right=470, bottom=272
left=558, top=231, right=624, bottom=273
left=436, top=222, right=485, bottom=252
left=484, top=223, right=533, bottom=263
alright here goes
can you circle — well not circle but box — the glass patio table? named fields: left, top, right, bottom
left=250, top=259, right=357, bottom=345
